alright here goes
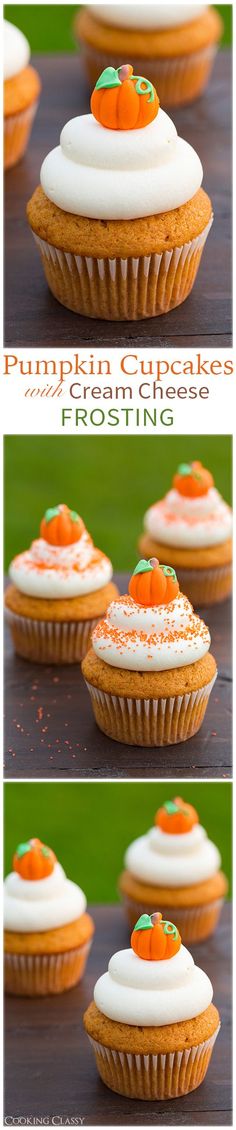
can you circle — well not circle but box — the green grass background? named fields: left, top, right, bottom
left=4, top=5, right=232, bottom=51
left=4, top=435, right=232, bottom=571
left=4, top=781, right=232, bottom=899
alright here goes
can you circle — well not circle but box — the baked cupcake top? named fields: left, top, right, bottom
left=4, top=837, right=87, bottom=932
left=92, top=557, right=211, bottom=672
left=4, top=19, right=30, bottom=81
left=94, top=912, right=213, bottom=1025
left=144, top=461, right=232, bottom=549
left=125, top=796, right=221, bottom=887
left=40, top=63, right=203, bottom=220
left=9, top=503, right=113, bottom=599
left=89, top=5, right=207, bottom=30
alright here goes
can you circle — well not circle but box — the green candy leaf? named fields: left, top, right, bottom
left=133, top=559, right=153, bottom=576
left=177, top=463, right=192, bottom=477
left=133, top=914, right=153, bottom=932
left=15, top=841, right=31, bottom=858
left=95, top=66, right=121, bottom=91
left=164, top=800, right=180, bottom=815
left=44, top=506, right=60, bottom=523
left=69, top=509, right=79, bottom=523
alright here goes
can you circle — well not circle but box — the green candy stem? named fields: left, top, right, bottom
left=69, top=509, right=79, bottom=523
left=162, top=920, right=178, bottom=939
left=160, top=565, right=177, bottom=580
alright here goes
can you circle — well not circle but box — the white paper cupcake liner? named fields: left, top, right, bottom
left=88, top=1025, right=220, bottom=1099
left=122, top=894, right=224, bottom=943
left=4, top=100, right=39, bottom=169
left=33, top=218, right=212, bottom=321
left=5, top=606, right=99, bottom=664
left=85, top=673, right=216, bottom=746
left=175, top=564, right=232, bottom=606
left=5, top=940, right=91, bottom=996
left=78, top=42, right=217, bottom=106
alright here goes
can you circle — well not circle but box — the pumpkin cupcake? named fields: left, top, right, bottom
left=84, top=912, right=220, bottom=1100
left=4, top=19, right=41, bottom=170
left=119, top=796, right=228, bottom=942
left=27, top=63, right=212, bottom=321
left=4, top=503, right=118, bottom=664
left=4, top=838, right=94, bottom=996
left=82, top=557, right=217, bottom=747
left=76, top=5, right=222, bottom=106
left=139, top=461, right=233, bottom=606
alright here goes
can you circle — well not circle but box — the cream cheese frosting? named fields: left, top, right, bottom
left=90, top=5, right=207, bottom=30
left=9, top=528, right=112, bottom=599
left=40, top=107, right=203, bottom=221
left=4, top=861, right=87, bottom=932
left=125, top=824, right=221, bottom=886
left=92, top=590, right=210, bottom=671
left=144, top=488, right=233, bottom=549
left=94, top=943, right=213, bottom=1025
left=4, top=19, right=30, bottom=82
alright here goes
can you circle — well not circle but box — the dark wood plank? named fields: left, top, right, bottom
left=4, top=573, right=232, bottom=780
left=4, top=902, right=232, bottom=1125
left=4, top=50, right=231, bottom=348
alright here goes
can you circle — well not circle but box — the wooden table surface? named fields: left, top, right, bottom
left=4, top=901, right=232, bottom=1126
left=4, top=50, right=231, bottom=348
left=4, top=573, right=232, bottom=780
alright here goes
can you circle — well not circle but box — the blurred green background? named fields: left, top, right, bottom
left=4, top=435, right=232, bottom=571
left=4, top=5, right=232, bottom=51
left=4, top=781, right=232, bottom=899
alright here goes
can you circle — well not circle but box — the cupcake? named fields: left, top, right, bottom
left=4, top=503, right=118, bottom=664
left=75, top=5, right=222, bottom=106
left=139, top=461, right=233, bottom=606
left=4, top=837, right=94, bottom=996
left=82, top=557, right=217, bottom=746
left=84, top=912, right=220, bottom=1099
left=119, top=795, right=228, bottom=942
left=27, top=64, right=213, bottom=321
left=4, top=19, right=41, bottom=170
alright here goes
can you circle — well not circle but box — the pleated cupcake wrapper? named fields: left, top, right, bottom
left=5, top=940, right=91, bottom=996
left=33, top=219, right=212, bottom=321
left=88, top=1025, right=220, bottom=1099
left=4, top=100, right=39, bottom=169
left=5, top=606, right=99, bottom=664
left=122, top=894, right=224, bottom=943
left=175, top=563, right=232, bottom=607
left=79, top=42, right=217, bottom=106
left=84, top=673, right=216, bottom=746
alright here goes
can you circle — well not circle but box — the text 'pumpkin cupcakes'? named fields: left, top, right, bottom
left=4, top=19, right=41, bottom=169
left=5, top=503, right=118, bottom=664
left=27, top=64, right=212, bottom=321
left=82, top=557, right=217, bottom=746
left=84, top=913, right=220, bottom=1099
left=119, top=796, right=228, bottom=941
left=76, top=4, right=222, bottom=106
left=139, top=461, right=233, bottom=606
left=4, top=838, right=94, bottom=996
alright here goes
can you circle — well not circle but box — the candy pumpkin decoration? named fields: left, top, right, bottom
left=173, top=461, right=214, bottom=498
left=13, top=838, right=56, bottom=880
left=131, top=912, right=181, bottom=961
left=40, top=504, right=84, bottom=546
left=129, top=558, right=179, bottom=607
left=156, top=797, right=199, bottom=835
left=91, top=64, right=159, bottom=131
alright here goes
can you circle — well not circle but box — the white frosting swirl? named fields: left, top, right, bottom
left=94, top=943, right=213, bottom=1025
left=4, top=19, right=30, bottom=81
left=90, top=5, right=206, bottom=30
left=9, top=528, right=112, bottom=599
left=40, top=108, right=202, bottom=221
left=125, top=824, right=221, bottom=886
left=4, top=861, right=86, bottom=932
left=145, top=487, right=233, bottom=549
left=92, top=591, right=210, bottom=671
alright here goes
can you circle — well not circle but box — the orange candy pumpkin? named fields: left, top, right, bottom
left=129, top=558, right=179, bottom=607
left=13, top=838, right=56, bottom=880
left=91, top=64, right=159, bottom=131
left=156, top=797, right=199, bottom=835
left=131, top=912, right=181, bottom=961
left=40, top=504, right=84, bottom=546
left=173, top=461, right=214, bottom=498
